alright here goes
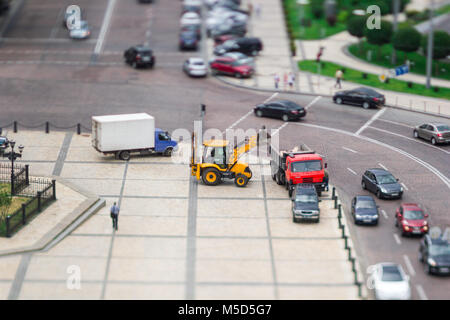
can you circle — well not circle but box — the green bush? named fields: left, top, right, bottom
left=422, top=31, right=450, bottom=60
left=393, top=27, right=422, bottom=53
left=337, top=10, right=349, bottom=23
left=347, top=15, right=367, bottom=39
left=311, top=0, right=324, bottom=18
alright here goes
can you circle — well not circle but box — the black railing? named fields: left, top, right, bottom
left=0, top=163, right=29, bottom=195
left=0, top=177, right=56, bottom=238
left=0, top=121, right=90, bottom=134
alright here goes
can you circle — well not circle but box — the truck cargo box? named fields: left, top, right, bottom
left=92, top=113, right=155, bottom=152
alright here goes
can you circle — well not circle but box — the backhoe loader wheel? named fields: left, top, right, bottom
left=234, top=174, right=249, bottom=187
left=202, top=168, right=221, bottom=186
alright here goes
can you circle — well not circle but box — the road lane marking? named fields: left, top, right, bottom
left=416, top=285, right=428, bottom=300
left=355, top=108, right=386, bottom=136
left=94, top=0, right=117, bottom=55
left=381, top=210, right=388, bottom=219
left=377, top=119, right=413, bottom=128
left=305, top=96, right=321, bottom=110
left=393, top=233, right=402, bottom=245
left=292, top=123, right=450, bottom=189
left=401, top=183, right=409, bottom=191
left=403, top=255, right=416, bottom=277
left=272, top=123, right=289, bottom=136
left=367, top=126, right=450, bottom=155
left=347, top=168, right=357, bottom=175
left=378, top=163, right=388, bottom=171
left=263, top=92, right=278, bottom=103
left=342, top=147, right=358, bottom=153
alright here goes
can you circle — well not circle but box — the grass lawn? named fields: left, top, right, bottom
left=284, top=0, right=347, bottom=40
left=0, top=182, right=31, bottom=237
left=298, top=60, right=450, bottom=100
left=348, top=41, right=450, bottom=81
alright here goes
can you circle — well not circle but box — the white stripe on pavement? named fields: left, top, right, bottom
left=393, top=233, right=402, bottom=245
left=305, top=96, right=321, bottom=109
left=378, top=163, right=388, bottom=171
left=378, top=119, right=413, bottom=128
left=342, top=147, right=358, bottom=153
left=263, top=92, right=278, bottom=103
left=403, top=254, right=416, bottom=277
left=401, top=183, right=409, bottom=191
left=381, top=210, right=388, bottom=219
left=355, top=108, right=386, bottom=136
left=347, top=168, right=357, bottom=175
left=272, top=122, right=289, bottom=136
left=94, top=0, right=117, bottom=55
left=416, top=285, right=428, bottom=300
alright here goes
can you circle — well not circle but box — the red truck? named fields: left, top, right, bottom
left=270, top=145, right=328, bottom=197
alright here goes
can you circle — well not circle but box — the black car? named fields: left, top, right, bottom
left=179, top=31, right=198, bottom=50
left=361, top=168, right=403, bottom=199
left=351, top=195, right=379, bottom=225
left=291, top=184, right=320, bottom=223
left=333, top=87, right=385, bottom=109
left=214, top=37, right=262, bottom=56
left=124, top=45, right=155, bottom=69
left=254, top=100, right=306, bottom=122
left=419, top=234, right=450, bottom=275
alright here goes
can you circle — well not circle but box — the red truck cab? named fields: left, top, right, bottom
left=270, top=145, right=328, bottom=196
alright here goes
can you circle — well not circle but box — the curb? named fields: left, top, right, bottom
left=214, top=75, right=450, bottom=119
left=0, top=177, right=105, bottom=257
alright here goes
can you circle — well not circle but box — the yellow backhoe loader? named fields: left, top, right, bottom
left=190, top=129, right=266, bottom=187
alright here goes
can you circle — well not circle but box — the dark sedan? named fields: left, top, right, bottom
left=419, top=234, right=450, bottom=275
left=254, top=100, right=306, bottom=122
left=362, top=168, right=403, bottom=199
left=179, top=31, right=198, bottom=50
left=351, top=195, right=379, bottom=225
left=333, top=87, right=385, bottom=109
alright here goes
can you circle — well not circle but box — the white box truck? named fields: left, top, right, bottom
left=92, top=113, right=178, bottom=160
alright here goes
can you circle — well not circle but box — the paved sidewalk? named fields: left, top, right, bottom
left=213, top=0, right=450, bottom=117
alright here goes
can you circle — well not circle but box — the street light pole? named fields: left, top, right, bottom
left=391, top=0, right=400, bottom=65
left=1, top=140, right=24, bottom=195
left=426, top=0, right=435, bottom=89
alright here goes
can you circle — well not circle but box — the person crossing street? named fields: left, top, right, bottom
left=110, top=202, right=120, bottom=231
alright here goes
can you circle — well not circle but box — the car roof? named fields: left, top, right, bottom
left=367, top=168, right=390, bottom=175
left=188, top=57, right=204, bottom=63
left=401, top=203, right=422, bottom=210
left=134, top=45, right=152, bottom=51
left=214, top=56, right=234, bottom=62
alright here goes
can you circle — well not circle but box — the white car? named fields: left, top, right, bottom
left=206, top=10, right=247, bottom=32
left=371, top=263, right=411, bottom=300
left=183, top=58, right=207, bottom=77
left=69, top=20, right=91, bottom=39
left=180, top=12, right=201, bottom=26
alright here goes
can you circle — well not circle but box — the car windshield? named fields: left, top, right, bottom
left=291, top=160, right=322, bottom=173
left=222, top=40, right=236, bottom=48
left=295, top=194, right=317, bottom=203
left=404, top=210, right=424, bottom=220
left=232, top=60, right=248, bottom=66
left=436, top=125, right=450, bottom=131
left=377, top=174, right=397, bottom=184
left=381, top=266, right=403, bottom=281
left=356, top=200, right=376, bottom=209
left=430, top=244, right=450, bottom=256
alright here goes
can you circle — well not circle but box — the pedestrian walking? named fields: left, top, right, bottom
left=255, top=3, right=261, bottom=18
left=288, top=72, right=295, bottom=90
left=110, top=202, right=120, bottom=231
left=334, top=69, right=343, bottom=89
left=247, top=2, right=253, bottom=16
left=283, top=72, right=288, bottom=90
left=274, top=73, right=280, bottom=89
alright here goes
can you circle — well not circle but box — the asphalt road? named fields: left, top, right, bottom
left=0, top=0, right=449, bottom=300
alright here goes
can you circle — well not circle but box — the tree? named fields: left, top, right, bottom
left=392, top=27, right=422, bottom=61
left=365, top=20, right=393, bottom=59
left=421, top=31, right=450, bottom=75
left=347, top=15, right=367, bottom=54
left=311, top=0, right=325, bottom=18
left=0, top=189, right=12, bottom=226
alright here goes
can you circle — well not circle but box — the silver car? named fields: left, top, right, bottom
left=69, top=20, right=91, bottom=39
left=414, top=123, right=450, bottom=145
left=223, top=52, right=254, bottom=67
left=183, top=58, right=207, bottom=77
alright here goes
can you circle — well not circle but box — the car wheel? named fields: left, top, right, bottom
left=336, top=97, right=343, bottom=105
left=282, top=114, right=289, bottom=122
left=418, top=251, right=423, bottom=262
left=202, top=168, right=221, bottom=186
left=413, top=130, right=419, bottom=138
left=376, top=190, right=382, bottom=199
left=163, top=147, right=173, bottom=157
left=361, top=181, right=366, bottom=190
left=234, top=174, right=249, bottom=187
left=271, top=173, right=276, bottom=181
left=316, top=218, right=320, bottom=223
left=256, top=110, right=263, bottom=117
left=395, top=219, right=398, bottom=227
left=288, top=187, right=293, bottom=198
left=132, top=62, right=137, bottom=69
left=362, top=102, right=370, bottom=109
left=431, top=137, right=437, bottom=145
left=118, top=150, right=131, bottom=161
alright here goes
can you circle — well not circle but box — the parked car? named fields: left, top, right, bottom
left=361, top=168, right=403, bottom=199
left=351, top=195, right=379, bottom=225
left=419, top=233, right=450, bottom=275
left=333, top=87, right=385, bottom=109
left=180, top=12, right=201, bottom=26
left=291, top=184, right=320, bottom=223
left=69, top=20, right=91, bottom=39
left=395, top=203, right=429, bottom=236
left=209, top=56, right=253, bottom=78
left=183, top=58, right=207, bottom=77
left=413, top=123, right=450, bottom=145
left=179, top=30, right=199, bottom=50
left=182, top=0, right=202, bottom=15
left=124, top=45, right=155, bottom=69
left=206, top=9, right=247, bottom=34
left=371, top=263, right=411, bottom=300
left=213, top=34, right=237, bottom=46
left=181, top=24, right=201, bottom=40
left=223, top=52, right=254, bottom=67
left=214, top=37, right=262, bottom=56
left=254, top=100, right=306, bottom=122
left=209, top=20, right=247, bottom=38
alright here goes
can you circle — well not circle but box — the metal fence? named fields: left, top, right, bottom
left=0, top=171, right=56, bottom=237
left=0, top=163, right=29, bottom=195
